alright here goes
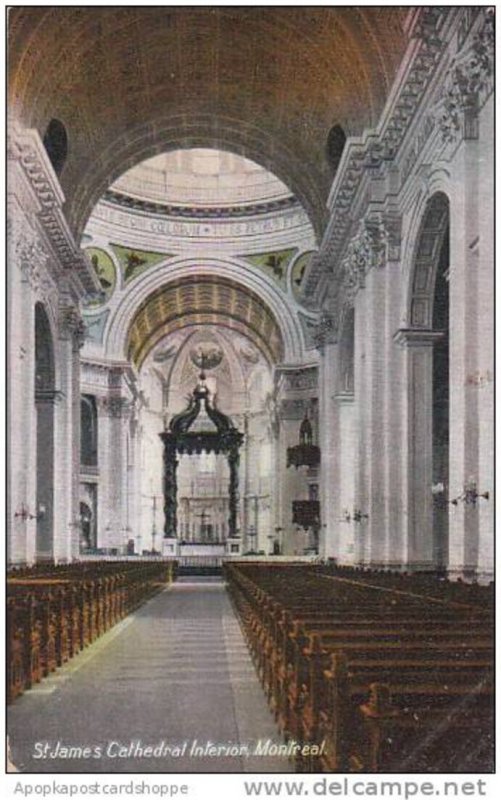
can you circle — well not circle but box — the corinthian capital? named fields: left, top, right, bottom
left=342, top=216, right=389, bottom=299
left=12, top=224, right=49, bottom=288
left=312, top=311, right=337, bottom=351
left=437, top=8, right=494, bottom=143
left=59, top=305, right=87, bottom=348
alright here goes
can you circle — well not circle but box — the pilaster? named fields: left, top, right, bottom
left=394, top=329, right=443, bottom=569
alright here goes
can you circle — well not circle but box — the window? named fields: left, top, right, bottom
left=326, top=124, right=346, bottom=175
left=80, top=395, right=98, bottom=467
left=43, top=119, right=68, bottom=176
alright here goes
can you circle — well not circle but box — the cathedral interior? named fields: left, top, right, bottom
left=7, top=6, right=494, bottom=776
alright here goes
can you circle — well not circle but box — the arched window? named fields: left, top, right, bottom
left=43, top=118, right=68, bottom=176
left=81, top=395, right=98, bottom=467
left=326, top=124, right=347, bottom=175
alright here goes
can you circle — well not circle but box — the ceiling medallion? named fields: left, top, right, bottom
left=190, top=344, right=224, bottom=372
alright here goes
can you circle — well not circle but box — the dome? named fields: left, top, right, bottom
left=110, top=148, right=293, bottom=210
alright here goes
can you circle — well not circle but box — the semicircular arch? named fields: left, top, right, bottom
left=104, top=256, right=308, bottom=365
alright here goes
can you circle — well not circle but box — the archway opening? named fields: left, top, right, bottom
left=34, top=303, right=56, bottom=560
left=408, top=191, right=450, bottom=572
left=81, top=146, right=315, bottom=557
left=432, top=228, right=450, bottom=572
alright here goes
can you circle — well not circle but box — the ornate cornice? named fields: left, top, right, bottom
left=302, top=7, right=448, bottom=303
left=104, top=189, right=300, bottom=219
left=9, top=125, right=101, bottom=300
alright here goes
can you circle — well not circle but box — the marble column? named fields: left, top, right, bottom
left=53, top=304, right=84, bottom=562
left=333, top=392, right=356, bottom=564
left=8, top=218, right=38, bottom=564
left=353, top=288, right=370, bottom=564
left=385, top=263, right=407, bottom=569
left=34, top=391, right=56, bottom=560
left=96, top=395, right=112, bottom=548
left=318, top=339, right=339, bottom=559
left=475, top=98, right=494, bottom=582
left=447, top=94, right=492, bottom=583
left=363, top=265, right=388, bottom=566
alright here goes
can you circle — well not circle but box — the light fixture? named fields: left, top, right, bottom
left=450, top=479, right=489, bottom=506
left=14, top=503, right=46, bottom=521
left=342, top=509, right=369, bottom=523
left=14, top=504, right=32, bottom=521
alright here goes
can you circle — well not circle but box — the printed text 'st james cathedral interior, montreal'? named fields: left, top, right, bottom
left=7, top=6, right=494, bottom=775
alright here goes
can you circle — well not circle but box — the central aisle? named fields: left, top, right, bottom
left=8, top=578, right=292, bottom=773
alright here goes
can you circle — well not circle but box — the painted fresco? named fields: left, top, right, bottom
left=290, top=251, right=316, bottom=299
left=84, top=248, right=116, bottom=306
left=240, top=248, right=297, bottom=289
left=110, top=244, right=171, bottom=285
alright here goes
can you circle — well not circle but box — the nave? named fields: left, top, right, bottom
left=8, top=563, right=494, bottom=775
left=8, top=577, right=291, bottom=774
left=7, top=9, right=494, bottom=779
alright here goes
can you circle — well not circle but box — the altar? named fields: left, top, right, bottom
left=159, top=361, right=244, bottom=559
left=161, top=540, right=242, bottom=557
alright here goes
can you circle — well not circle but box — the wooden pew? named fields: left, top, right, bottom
left=224, top=561, right=494, bottom=773
left=7, top=560, right=177, bottom=704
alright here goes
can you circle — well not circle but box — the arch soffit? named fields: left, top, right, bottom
left=70, top=119, right=327, bottom=242
left=399, top=169, right=452, bottom=324
left=404, top=190, right=450, bottom=330
left=127, top=278, right=284, bottom=371
left=104, top=256, right=307, bottom=365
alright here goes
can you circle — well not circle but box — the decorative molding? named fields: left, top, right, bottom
left=100, top=396, right=132, bottom=419
left=312, top=311, right=338, bottom=351
left=334, top=390, right=355, bottom=405
left=282, top=367, right=318, bottom=392
left=12, top=221, right=61, bottom=322
left=436, top=8, right=494, bottom=143
left=14, top=224, right=49, bottom=288
left=341, top=215, right=391, bottom=300
left=34, top=388, right=65, bottom=405
left=94, top=198, right=311, bottom=242
left=400, top=113, right=436, bottom=185
left=104, top=189, right=300, bottom=219
left=302, top=6, right=449, bottom=302
left=297, top=312, right=321, bottom=350
left=279, top=398, right=310, bottom=421
left=9, top=125, right=100, bottom=299
left=59, top=305, right=87, bottom=348
left=393, top=328, right=445, bottom=348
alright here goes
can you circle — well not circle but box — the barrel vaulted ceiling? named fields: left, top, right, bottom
left=127, top=276, right=285, bottom=369
left=8, top=7, right=409, bottom=240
